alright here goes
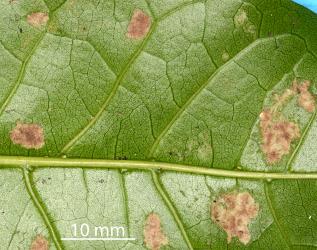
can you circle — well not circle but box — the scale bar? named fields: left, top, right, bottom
left=61, top=237, right=136, bottom=241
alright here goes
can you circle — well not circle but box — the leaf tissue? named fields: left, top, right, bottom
left=0, top=0, right=316, bottom=249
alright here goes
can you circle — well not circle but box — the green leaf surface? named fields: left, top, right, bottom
left=0, top=0, right=316, bottom=249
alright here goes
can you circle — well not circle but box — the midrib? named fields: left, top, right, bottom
left=0, top=156, right=316, bottom=180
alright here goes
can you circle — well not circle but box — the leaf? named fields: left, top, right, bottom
left=0, top=0, right=316, bottom=249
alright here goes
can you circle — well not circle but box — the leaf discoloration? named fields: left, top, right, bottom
left=259, top=80, right=315, bottom=164
left=234, top=10, right=248, bottom=27
left=197, top=143, right=213, bottom=161
left=260, top=110, right=300, bottom=164
left=10, top=122, right=45, bottom=149
left=211, top=192, right=259, bottom=245
left=30, top=235, right=49, bottom=250
left=144, top=213, right=168, bottom=250
left=126, top=10, right=151, bottom=39
left=222, top=51, right=230, bottom=62
left=27, top=12, right=49, bottom=28
left=293, top=80, right=316, bottom=113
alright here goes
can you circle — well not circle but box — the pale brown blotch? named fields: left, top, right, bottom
left=126, top=10, right=151, bottom=39
left=10, top=122, right=45, bottom=149
left=30, top=235, right=49, bottom=250
left=211, top=192, right=259, bottom=245
left=260, top=109, right=300, bottom=164
left=293, top=80, right=316, bottom=113
left=259, top=79, right=315, bottom=164
left=144, top=213, right=168, bottom=250
left=234, top=10, right=248, bottom=27
left=27, top=12, right=49, bottom=28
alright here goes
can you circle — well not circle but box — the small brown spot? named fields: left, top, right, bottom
left=234, top=10, right=248, bottom=27
left=126, top=10, right=151, bottom=39
left=293, top=80, right=316, bottom=112
left=27, top=12, right=49, bottom=28
left=144, top=213, right=168, bottom=250
left=10, top=122, right=45, bottom=149
left=211, top=192, right=259, bottom=245
left=222, top=52, right=230, bottom=62
left=30, top=235, right=49, bottom=250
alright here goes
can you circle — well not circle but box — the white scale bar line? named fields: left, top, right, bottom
left=61, top=237, right=136, bottom=241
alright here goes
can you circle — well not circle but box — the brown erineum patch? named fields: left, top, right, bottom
left=27, top=12, right=49, bottom=28
left=30, top=235, right=49, bottom=250
left=260, top=109, right=300, bottom=164
left=211, top=192, right=259, bottom=245
left=293, top=80, right=316, bottom=112
left=10, top=122, right=45, bottom=149
left=259, top=79, right=315, bottom=164
left=144, top=213, right=168, bottom=250
left=126, top=10, right=151, bottom=39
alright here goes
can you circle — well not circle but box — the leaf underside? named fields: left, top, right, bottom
left=0, top=0, right=316, bottom=249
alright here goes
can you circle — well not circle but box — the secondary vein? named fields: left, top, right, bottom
left=23, top=167, right=64, bottom=250
left=0, top=33, right=45, bottom=116
left=60, top=22, right=158, bottom=154
left=151, top=170, right=194, bottom=250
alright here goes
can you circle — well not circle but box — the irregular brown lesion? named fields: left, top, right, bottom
left=27, top=12, right=49, bottom=28
left=10, top=122, right=45, bottom=149
left=260, top=109, right=300, bottom=164
left=211, top=191, right=259, bottom=245
left=30, top=235, right=49, bottom=250
left=293, top=80, right=316, bottom=113
left=259, top=79, right=316, bottom=164
left=126, top=10, right=151, bottom=39
left=144, top=213, right=168, bottom=250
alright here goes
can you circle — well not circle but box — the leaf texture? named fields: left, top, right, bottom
left=0, top=0, right=316, bottom=249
